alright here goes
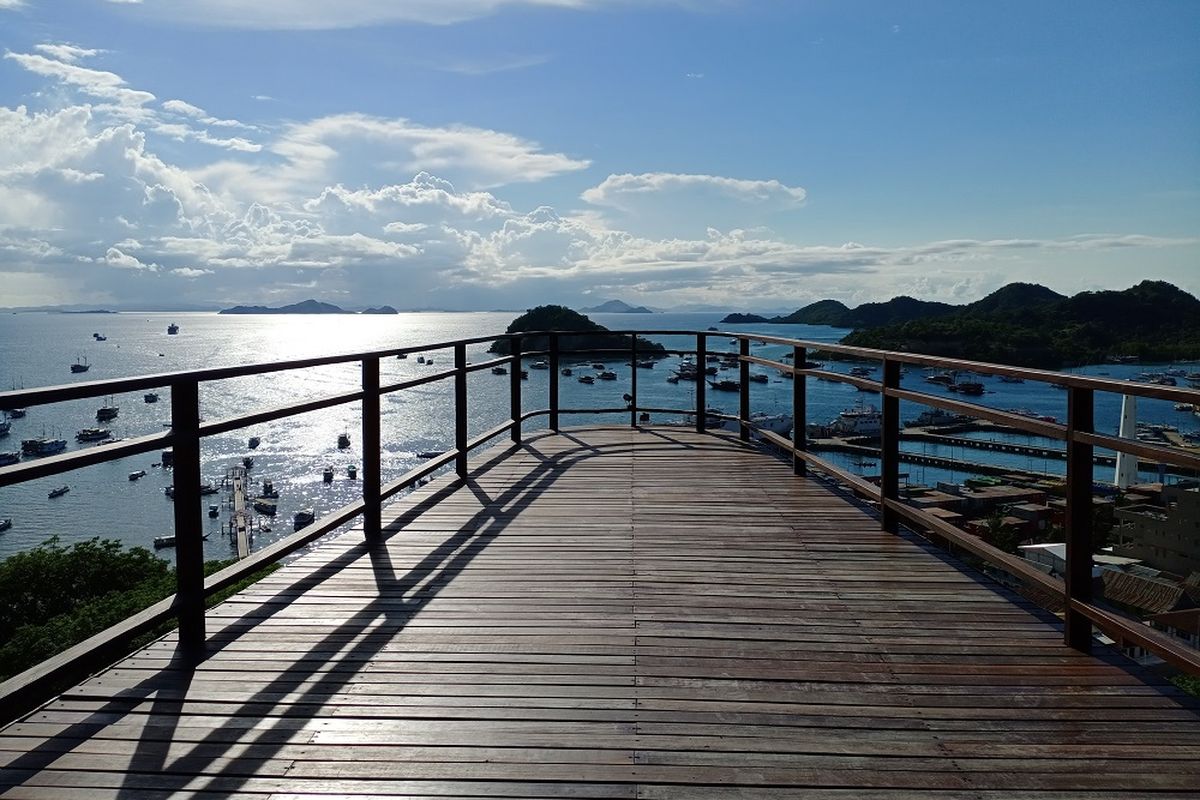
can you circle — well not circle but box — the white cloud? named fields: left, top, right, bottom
left=105, top=246, right=157, bottom=270
left=3, top=52, right=155, bottom=114
left=171, top=267, right=214, bottom=277
left=34, top=44, right=106, bottom=63
left=582, top=172, right=807, bottom=209
left=0, top=0, right=25, bottom=8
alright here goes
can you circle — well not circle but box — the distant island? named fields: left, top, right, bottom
left=488, top=305, right=667, bottom=357
left=722, top=281, right=1200, bottom=367
left=61, top=309, right=118, bottom=315
left=581, top=299, right=653, bottom=314
left=219, top=299, right=397, bottom=315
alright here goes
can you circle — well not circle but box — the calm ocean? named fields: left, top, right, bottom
left=1, top=310, right=1195, bottom=562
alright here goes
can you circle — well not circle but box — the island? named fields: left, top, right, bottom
left=581, top=299, right=654, bottom=314
left=718, top=312, right=769, bottom=324
left=218, top=299, right=350, bottom=315
left=360, top=306, right=399, bottom=315
left=488, top=305, right=667, bottom=357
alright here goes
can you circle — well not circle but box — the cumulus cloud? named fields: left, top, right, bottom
left=583, top=172, right=807, bottom=209
left=3, top=51, right=155, bottom=114
left=34, top=44, right=106, bottom=63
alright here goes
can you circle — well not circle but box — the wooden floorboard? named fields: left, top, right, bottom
left=2, top=425, right=1198, bottom=798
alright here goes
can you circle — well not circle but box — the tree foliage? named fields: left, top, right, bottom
left=488, top=305, right=666, bottom=356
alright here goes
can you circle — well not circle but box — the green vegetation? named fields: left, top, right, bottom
left=1172, top=672, right=1200, bottom=699
left=841, top=281, right=1200, bottom=367
left=718, top=312, right=769, bottom=324
left=0, top=537, right=277, bottom=681
left=488, top=305, right=667, bottom=357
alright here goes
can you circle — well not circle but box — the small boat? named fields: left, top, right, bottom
left=592, top=363, right=606, bottom=370
left=637, top=360, right=656, bottom=369
left=253, top=498, right=278, bottom=515
left=950, top=382, right=985, bottom=395
left=0, top=452, right=19, bottom=466
left=578, top=374, right=595, bottom=384
left=21, top=437, right=67, bottom=456
left=242, top=456, right=254, bottom=469
left=70, top=356, right=90, bottom=374
left=491, top=366, right=508, bottom=375
left=849, top=366, right=874, bottom=378
left=0, top=519, right=11, bottom=533
left=416, top=451, right=442, bottom=459
left=293, top=509, right=315, bottom=530
left=0, top=420, right=8, bottom=436
left=1174, top=403, right=1195, bottom=412
left=199, top=483, right=217, bottom=495
left=926, top=372, right=955, bottom=386
left=666, top=375, right=680, bottom=384
left=520, top=370, right=528, bottom=380
left=748, top=373, right=768, bottom=384
left=93, top=333, right=106, bottom=341
left=76, top=428, right=111, bottom=442
left=337, top=432, right=351, bottom=449
left=598, top=371, right=617, bottom=381
left=260, top=479, right=278, bottom=498
left=531, top=360, right=550, bottom=370
left=96, top=402, right=119, bottom=421
left=129, top=470, right=146, bottom=481
left=167, top=323, right=179, bottom=335
left=639, top=412, right=651, bottom=422
left=998, top=375, right=1025, bottom=384
left=144, top=392, right=159, bottom=403
left=48, top=485, right=69, bottom=499
left=208, top=504, right=219, bottom=518
left=347, top=464, right=358, bottom=479
left=7, top=409, right=25, bottom=418
left=248, top=436, right=260, bottom=449
left=707, top=379, right=740, bottom=392
left=426, top=358, right=434, bottom=365
left=561, top=367, right=573, bottom=377
left=323, top=466, right=334, bottom=483
left=417, top=355, right=426, bottom=364
left=396, top=352, right=408, bottom=359
left=153, top=534, right=176, bottom=549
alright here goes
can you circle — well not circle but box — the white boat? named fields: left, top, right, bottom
left=154, top=534, right=176, bottom=549
left=531, top=360, right=550, bottom=370
left=715, top=413, right=793, bottom=438
left=0, top=519, right=11, bottom=533
left=75, top=427, right=111, bottom=442
left=830, top=404, right=882, bottom=437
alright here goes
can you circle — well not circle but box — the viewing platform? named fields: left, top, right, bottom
left=2, top=426, right=1198, bottom=798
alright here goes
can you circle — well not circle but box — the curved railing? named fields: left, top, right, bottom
left=1, top=328, right=1198, bottom=720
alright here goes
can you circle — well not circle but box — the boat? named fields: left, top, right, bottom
left=75, top=427, right=111, bottom=441
left=21, top=437, right=67, bottom=456
left=949, top=381, right=985, bottom=396
left=1174, top=403, right=1195, bottom=412
left=129, top=470, right=146, bottom=481
left=531, top=360, right=550, bottom=370
left=578, top=374, right=595, bottom=384
left=7, top=409, right=25, bottom=418
left=396, top=352, right=408, bottom=359
left=998, top=375, right=1025, bottom=383
left=417, top=356, right=426, bottom=364
left=242, top=456, right=254, bottom=469
left=491, top=366, right=508, bottom=375
left=70, top=356, right=90, bottom=374
left=93, top=333, right=106, bottom=341
left=144, top=392, right=159, bottom=403
left=598, top=371, right=617, bottom=381
left=96, top=400, right=119, bottom=421
left=906, top=408, right=970, bottom=428
left=637, top=360, right=656, bottom=369
left=153, top=535, right=176, bottom=549
left=337, top=432, right=351, bottom=449
left=925, top=372, right=955, bottom=386
left=715, top=413, right=793, bottom=438
left=426, top=358, right=434, bottom=365
left=0, top=452, right=19, bottom=466
left=167, top=323, right=179, bottom=335
left=561, top=367, right=573, bottom=377
left=48, top=485, right=69, bottom=499
left=823, top=404, right=883, bottom=437
left=707, top=379, right=740, bottom=392
left=208, top=504, right=219, bottom=518
left=260, top=479, right=278, bottom=498
left=248, top=436, right=260, bottom=449
left=520, top=370, right=528, bottom=380
left=293, top=509, right=315, bottom=530
left=639, top=412, right=651, bottom=422
left=0, top=519, right=10, bottom=533
left=165, top=483, right=215, bottom=498
left=666, top=375, right=680, bottom=384
left=849, top=366, right=875, bottom=378
left=0, top=420, right=9, bottom=436
left=323, top=466, right=334, bottom=483
left=416, top=451, right=442, bottom=459
left=347, top=464, right=357, bottom=479
left=253, top=498, right=278, bottom=515
left=592, top=363, right=606, bottom=370
left=748, top=373, right=768, bottom=384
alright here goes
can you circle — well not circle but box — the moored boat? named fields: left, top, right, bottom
left=167, top=323, right=179, bottom=335
left=598, top=371, right=617, bottom=381
left=48, top=485, right=69, bottom=498
left=491, top=366, right=508, bottom=375
left=322, top=466, right=334, bottom=483
left=293, top=509, right=315, bottom=530
left=578, top=374, right=595, bottom=384
left=260, top=479, right=278, bottom=498
left=0, top=452, right=19, bottom=466
left=76, top=427, right=111, bottom=442
left=248, top=436, right=260, bottom=449
left=144, top=392, right=159, bottom=403
left=70, top=356, right=90, bottom=374
left=253, top=498, right=278, bottom=515
left=128, top=470, right=146, bottom=481
left=707, top=379, right=740, bottom=392
left=0, top=518, right=11, bottom=533
left=337, top=432, right=351, bottom=449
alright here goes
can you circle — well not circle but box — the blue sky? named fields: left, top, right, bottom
left=0, top=0, right=1196, bottom=310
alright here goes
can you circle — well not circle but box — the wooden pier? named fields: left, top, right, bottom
left=1, top=426, right=1196, bottom=798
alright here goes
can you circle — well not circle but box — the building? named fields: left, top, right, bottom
left=1112, top=483, right=1200, bottom=576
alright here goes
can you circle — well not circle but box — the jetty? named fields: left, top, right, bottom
left=0, top=330, right=1198, bottom=797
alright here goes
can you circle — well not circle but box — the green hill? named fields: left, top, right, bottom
left=488, top=305, right=667, bottom=357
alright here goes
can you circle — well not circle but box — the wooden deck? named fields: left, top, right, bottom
left=1, top=426, right=1198, bottom=799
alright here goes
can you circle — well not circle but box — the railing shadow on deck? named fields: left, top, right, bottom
left=0, top=432, right=629, bottom=795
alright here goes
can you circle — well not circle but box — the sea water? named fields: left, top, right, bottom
left=0, top=310, right=1196, bottom=561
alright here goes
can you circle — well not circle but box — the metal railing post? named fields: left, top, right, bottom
left=454, top=343, right=468, bottom=478
left=362, top=357, right=381, bottom=539
left=629, top=334, right=638, bottom=428
left=549, top=332, right=560, bottom=431
left=509, top=335, right=522, bottom=444
left=695, top=333, right=706, bottom=433
left=793, top=345, right=806, bottom=476
left=170, top=378, right=205, bottom=657
left=1065, top=386, right=1095, bottom=652
left=880, top=358, right=901, bottom=533
left=738, top=337, right=750, bottom=442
